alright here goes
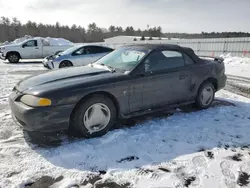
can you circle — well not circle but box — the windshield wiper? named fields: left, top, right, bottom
left=100, top=64, right=116, bottom=73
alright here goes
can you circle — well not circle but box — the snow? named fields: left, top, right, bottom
left=41, top=37, right=74, bottom=46
left=0, top=61, right=47, bottom=104
left=13, top=35, right=33, bottom=44
left=0, top=57, right=250, bottom=187
left=1, top=35, right=74, bottom=46
left=221, top=53, right=250, bottom=79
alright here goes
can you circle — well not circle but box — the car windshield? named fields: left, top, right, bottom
left=94, top=48, right=149, bottom=72
left=60, top=45, right=81, bottom=55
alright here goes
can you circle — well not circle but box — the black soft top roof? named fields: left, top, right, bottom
left=123, top=44, right=203, bottom=64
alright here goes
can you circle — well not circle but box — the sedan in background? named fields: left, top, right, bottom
left=44, top=45, right=114, bottom=69
left=9, top=44, right=226, bottom=138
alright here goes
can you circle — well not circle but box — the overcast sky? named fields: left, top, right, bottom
left=0, top=0, right=249, bottom=33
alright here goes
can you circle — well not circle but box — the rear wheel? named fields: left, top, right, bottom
left=70, top=95, right=117, bottom=138
left=196, top=82, right=215, bottom=109
left=7, top=53, right=20, bottom=63
left=59, top=60, right=73, bottom=68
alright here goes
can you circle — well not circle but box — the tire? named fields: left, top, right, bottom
left=59, top=60, right=73, bottom=68
left=7, top=53, right=20, bottom=63
left=195, top=82, right=215, bottom=109
left=70, top=95, right=117, bottom=138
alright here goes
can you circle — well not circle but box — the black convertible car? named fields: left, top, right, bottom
left=9, top=44, right=227, bottom=137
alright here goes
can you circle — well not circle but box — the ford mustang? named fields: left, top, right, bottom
left=9, top=44, right=227, bottom=138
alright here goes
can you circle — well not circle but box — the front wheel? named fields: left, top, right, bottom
left=195, top=82, right=215, bottom=109
left=70, top=95, right=117, bottom=138
left=59, top=60, right=73, bottom=68
left=7, top=53, right=20, bottom=63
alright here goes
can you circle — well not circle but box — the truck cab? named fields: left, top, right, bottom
left=20, top=39, right=42, bottom=59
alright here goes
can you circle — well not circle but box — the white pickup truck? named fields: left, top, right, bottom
left=0, top=38, right=74, bottom=63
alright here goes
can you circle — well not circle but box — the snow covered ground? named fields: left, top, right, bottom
left=0, top=57, right=250, bottom=188
left=222, top=54, right=250, bottom=79
left=222, top=54, right=250, bottom=99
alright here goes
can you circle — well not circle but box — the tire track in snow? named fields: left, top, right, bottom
left=227, top=74, right=250, bottom=82
left=225, top=75, right=250, bottom=98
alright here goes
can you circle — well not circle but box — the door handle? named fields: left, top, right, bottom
left=179, top=75, right=186, bottom=80
left=35, top=47, right=39, bottom=49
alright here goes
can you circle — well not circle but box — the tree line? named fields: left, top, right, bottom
left=0, top=16, right=250, bottom=43
left=163, top=32, right=250, bottom=39
left=0, top=17, right=162, bottom=43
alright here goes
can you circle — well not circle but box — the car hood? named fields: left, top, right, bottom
left=15, top=66, right=111, bottom=92
left=52, top=54, right=69, bottom=61
left=45, top=54, right=60, bottom=60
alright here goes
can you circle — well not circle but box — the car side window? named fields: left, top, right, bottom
left=84, top=47, right=95, bottom=54
left=90, top=46, right=112, bottom=54
left=23, top=40, right=37, bottom=47
left=101, top=47, right=113, bottom=53
left=73, top=47, right=85, bottom=55
left=183, top=53, right=195, bottom=65
left=144, top=50, right=185, bottom=73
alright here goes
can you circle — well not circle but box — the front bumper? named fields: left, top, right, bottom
left=42, top=58, right=52, bottom=69
left=0, top=52, right=5, bottom=60
left=42, top=58, right=48, bottom=67
left=47, top=61, right=55, bottom=69
left=9, top=95, right=75, bottom=132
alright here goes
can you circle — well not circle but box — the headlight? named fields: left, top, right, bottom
left=20, top=95, right=51, bottom=107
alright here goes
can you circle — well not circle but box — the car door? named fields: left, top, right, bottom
left=128, top=76, right=144, bottom=113
left=139, top=50, right=192, bottom=110
left=21, top=40, right=41, bottom=59
left=71, top=46, right=94, bottom=66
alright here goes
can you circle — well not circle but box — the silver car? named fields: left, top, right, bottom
left=44, top=45, right=113, bottom=69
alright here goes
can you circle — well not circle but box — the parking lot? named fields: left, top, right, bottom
left=0, top=59, right=250, bottom=188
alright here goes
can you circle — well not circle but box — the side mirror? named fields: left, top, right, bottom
left=22, top=45, right=26, bottom=48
